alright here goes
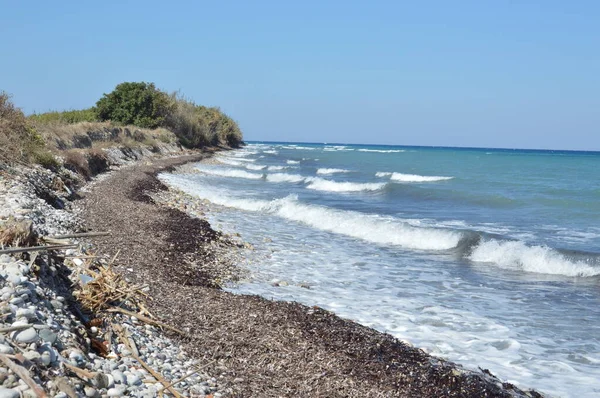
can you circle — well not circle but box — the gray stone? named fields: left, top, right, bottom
left=38, top=329, right=57, bottom=344
left=125, top=374, right=141, bottom=386
left=0, top=387, right=19, bottom=398
left=11, top=328, right=37, bottom=344
left=106, top=388, right=123, bottom=397
left=8, top=298, right=23, bottom=307
left=111, top=370, right=126, bottom=385
left=0, top=345, right=13, bottom=355
left=22, top=351, right=40, bottom=362
left=50, top=300, right=63, bottom=310
left=15, top=308, right=36, bottom=321
left=84, top=387, right=98, bottom=397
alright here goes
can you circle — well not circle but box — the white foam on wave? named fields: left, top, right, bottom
left=266, top=173, right=306, bottom=183
left=218, top=158, right=243, bottom=167
left=263, top=150, right=278, bottom=154
left=391, top=173, right=453, bottom=182
left=194, top=166, right=263, bottom=180
left=316, top=168, right=351, bottom=175
left=245, top=164, right=267, bottom=171
left=267, top=165, right=286, bottom=171
left=469, top=240, right=600, bottom=277
left=161, top=176, right=463, bottom=251
left=305, top=177, right=386, bottom=192
left=376, top=172, right=453, bottom=182
left=359, top=149, right=405, bottom=153
left=287, top=160, right=300, bottom=164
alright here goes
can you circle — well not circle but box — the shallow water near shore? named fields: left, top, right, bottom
left=160, top=142, right=600, bottom=397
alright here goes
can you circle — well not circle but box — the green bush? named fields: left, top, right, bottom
left=96, top=82, right=173, bottom=128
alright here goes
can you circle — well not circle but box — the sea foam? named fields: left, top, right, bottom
left=316, top=168, right=351, bottom=175
left=469, top=240, right=600, bottom=277
left=376, top=172, right=453, bottom=182
left=305, top=177, right=386, bottom=192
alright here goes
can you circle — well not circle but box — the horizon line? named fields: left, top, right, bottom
left=245, top=140, right=600, bottom=154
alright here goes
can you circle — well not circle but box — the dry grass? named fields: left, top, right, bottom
left=33, top=121, right=177, bottom=151
left=0, top=92, right=47, bottom=165
left=75, top=260, right=147, bottom=313
left=0, top=218, right=36, bottom=248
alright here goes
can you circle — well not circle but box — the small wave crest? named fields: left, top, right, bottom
left=469, top=240, right=600, bottom=277
left=287, top=160, right=300, bottom=164
left=305, top=177, right=386, bottom=192
left=195, top=166, right=263, bottom=180
left=266, top=173, right=305, bottom=183
left=358, top=149, right=405, bottom=153
left=376, top=172, right=453, bottom=182
left=267, top=165, right=286, bottom=171
left=316, top=168, right=351, bottom=175
left=245, top=164, right=267, bottom=170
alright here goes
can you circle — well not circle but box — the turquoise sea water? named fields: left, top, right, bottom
left=161, top=142, right=600, bottom=397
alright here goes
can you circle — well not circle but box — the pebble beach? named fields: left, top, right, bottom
left=0, top=149, right=545, bottom=397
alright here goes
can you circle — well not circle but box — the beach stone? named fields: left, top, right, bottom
left=126, top=373, right=141, bottom=386
left=111, top=370, right=126, bottom=385
left=38, top=329, right=57, bottom=344
left=0, top=387, right=19, bottom=398
left=8, top=298, right=23, bottom=307
left=106, top=387, right=123, bottom=397
left=11, top=328, right=38, bottom=343
left=84, top=387, right=98, bottom=397
left=15, top=308, right=37, bottom=321
left=0, top=345, right=13, bottom=355
left=23, top=351, right=40, bottom=362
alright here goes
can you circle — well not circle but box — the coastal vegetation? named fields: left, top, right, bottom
left=0, top=82, right=243, bottom=172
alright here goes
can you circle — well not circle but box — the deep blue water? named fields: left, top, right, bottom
left=161, top=142, right=600, bottom=397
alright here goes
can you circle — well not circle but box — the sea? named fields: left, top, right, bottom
left=159, top=142, right=600, bottom=397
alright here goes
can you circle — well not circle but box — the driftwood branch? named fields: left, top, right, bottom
left=0, top=353, right=47, bottom=397
left=107, top=307, right=185, bottom=335
left=0, top=324, right=33, bottom=334
left=0, top=244, right=78, bottom=255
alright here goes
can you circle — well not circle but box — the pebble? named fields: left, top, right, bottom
left=11, top=328, right=38, bottom=344
left=0, top=158, right=229, bottom=398
left=38, top=329, right=57, bottom=344
left=0, top=387, right=19, bottom=398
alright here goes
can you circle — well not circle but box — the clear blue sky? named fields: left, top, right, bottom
left=1, top=1, right=599, bottom=150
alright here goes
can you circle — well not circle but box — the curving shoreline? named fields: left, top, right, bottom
left=79, top=152, right=543, bottom=397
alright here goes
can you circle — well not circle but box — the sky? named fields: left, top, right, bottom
left=1, top=1, right=599, bottom=150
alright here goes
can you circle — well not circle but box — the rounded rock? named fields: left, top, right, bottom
left=11, top=328, right=37, bottom=344
left=0, top=387, right=19, bottom=398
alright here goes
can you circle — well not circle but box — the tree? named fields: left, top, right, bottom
left=95, top=82, right=172, bottom=128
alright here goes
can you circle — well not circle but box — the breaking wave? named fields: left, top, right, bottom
left=287, top=160, right=300, bottom=164
left=194, top=166, right=263, bottom=180
left=469, top=240, right=600, bottom=277
left=162, top=173, right=600, bottom=277
left=376, top=172, right=454, bottom=182
left=266, top=173, right=305, bottom=183
left=245, top=164, right=267, bottom=171
left=316, top=168, right=351, bottom=175
left=305, top=177, right=386, bottom=192
left=359, top=149, right=405, bottom=153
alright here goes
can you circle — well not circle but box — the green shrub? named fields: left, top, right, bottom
left=96, top=82, right=173, bottom=128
